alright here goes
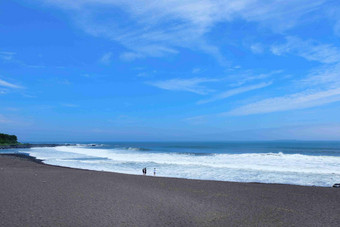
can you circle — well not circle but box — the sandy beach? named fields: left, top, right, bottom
left=0, top=154, right=339, bottom=227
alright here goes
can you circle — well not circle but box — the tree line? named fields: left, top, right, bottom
left=0, top=133, right=18, bottom=145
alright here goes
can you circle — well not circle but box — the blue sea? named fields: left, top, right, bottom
left=1, top=141, right=340, bottom=187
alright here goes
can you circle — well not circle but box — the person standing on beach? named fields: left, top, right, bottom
left=154, top=168, right=156, bottom=176
left=142, top=168, right=146, bottom=175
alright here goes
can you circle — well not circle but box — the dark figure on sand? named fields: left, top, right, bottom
left=142, top=167, right=147, bottom=175
left=154, top=168, right=156, bottom=176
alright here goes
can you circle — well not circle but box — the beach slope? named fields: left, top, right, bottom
left=0, top=155, right=339, bottom=226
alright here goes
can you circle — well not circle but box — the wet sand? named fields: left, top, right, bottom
left=0, top=154, right=339, bottom=226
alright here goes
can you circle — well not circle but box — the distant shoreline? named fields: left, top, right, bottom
left=0, top=143, right=74, bottom=149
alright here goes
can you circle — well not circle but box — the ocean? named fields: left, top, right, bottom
left=1, top=141, right=340, bottom=187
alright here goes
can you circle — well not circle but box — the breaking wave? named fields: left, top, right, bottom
left=19, top=145, right=340, bottom=187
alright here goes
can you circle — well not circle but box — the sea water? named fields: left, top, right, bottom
left=1, top=141, right=340, bottom=187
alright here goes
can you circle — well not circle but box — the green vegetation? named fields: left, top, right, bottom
left=0, top=133, right=18, bottom=145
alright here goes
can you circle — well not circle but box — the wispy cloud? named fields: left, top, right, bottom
left=301, top=62, right=340, bottom=86
left=120, top=52, right=142, bottom=61
left=198, top=82, right=272, bottom=104
left=136, top=72, right=149, bottom=78
left=229, top=70, right=282, bottom=87
left=235, top=36, right=340, bottom=116
left=0, top=51, right=45, bottom=68
left=0, top=89, right=8, bottom=95
left=183, top=115, right=207, bottom=125
left=271, top=36, right=340, bottom=64
left=0, top=114, right=12, bottom=124
left=0, top=114, right=33, bottom=127
left=192, top=68, right=201, bottom=74
left=0, top=78, right=22, bottom=89
left=0, top=51, right=16, bottom=61
left=227, top=88, right=340, bottom=116
left=61, top=103, right=79, bottom=108
left=58, top=79, right=71, bottom=85
left=43, top=0, right=328, bottom=62
left=4, top=107, right=20, bottom=111
left=250, top=43, right=263, bottom=54
left=99, top=52, right=112, bottom=64
left=326, top=2, right=340, bottom=37
left=147, top=78, right=218, bottom=94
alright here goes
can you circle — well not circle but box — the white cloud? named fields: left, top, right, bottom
left=147, top=78, right=218, bottom=94
left=99, top=52, right=112, bottom=64
left=42, top=0, right=328, bottom=61
left=198, top=82, right=272, bottom=104
left=227, top=87, right=340, bottom=116
left=271, top=36, right=340, bottom=64
left=0, top=78, right=22, bottom=89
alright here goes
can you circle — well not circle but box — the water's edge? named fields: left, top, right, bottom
left=1, top=153, right=332, bottom=188
left=2, top=142, right=340, bottom=187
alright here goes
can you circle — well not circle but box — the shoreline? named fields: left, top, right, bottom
left=1, top=154, right=339, bottom=226
left=0, top=153, right=337, bottom=188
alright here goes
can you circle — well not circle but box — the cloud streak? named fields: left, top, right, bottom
left=147, top=78, right=218, bottom=94
left=198, top=82, right=272, bottom=104
left=229, top=70, right=282, bottom=87
left=0, top=78, right=22, bottom=89
left=227, top=88, right=340, bottom=116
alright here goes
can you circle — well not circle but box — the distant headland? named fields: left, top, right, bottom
left=0, top=133, right=73, bottom=149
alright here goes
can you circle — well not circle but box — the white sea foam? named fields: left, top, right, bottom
left=24, top=146, right=340, bottom=187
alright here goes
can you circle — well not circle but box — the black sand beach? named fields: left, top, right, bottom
left=0, top=154, right=339, bottom=226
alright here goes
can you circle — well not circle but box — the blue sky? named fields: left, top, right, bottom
left=1, top=0, right=340, bottom=141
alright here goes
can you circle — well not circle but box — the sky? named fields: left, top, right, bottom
left=1, top=0, right=340, bottom=142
